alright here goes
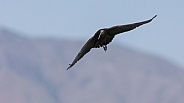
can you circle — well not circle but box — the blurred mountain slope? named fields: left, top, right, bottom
left=0, top=28, right=183, bottom=103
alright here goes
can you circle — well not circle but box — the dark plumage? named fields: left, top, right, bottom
left=67, top=15, right=157, bottom=70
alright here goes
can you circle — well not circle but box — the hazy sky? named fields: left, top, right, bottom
left=0, top=0, right=184, bottom=68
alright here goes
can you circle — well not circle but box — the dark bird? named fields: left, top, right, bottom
left=67, top=15, right=157, bottom=70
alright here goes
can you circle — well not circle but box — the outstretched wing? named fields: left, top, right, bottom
left=67, top=36, right=98, bottom=70
left=107, top=15, right=157, bottom=36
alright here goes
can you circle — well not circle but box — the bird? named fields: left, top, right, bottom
left=67, top=15, right=157, bottom=70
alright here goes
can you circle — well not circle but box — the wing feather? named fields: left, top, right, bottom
left=108, top=15, right=157, bottom=36
left=67, top=36, right=97, bottom=70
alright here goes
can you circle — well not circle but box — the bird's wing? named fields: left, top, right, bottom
left=107, top=15, right=157, bottom=36
left=67, top=36, right=97, bottom=70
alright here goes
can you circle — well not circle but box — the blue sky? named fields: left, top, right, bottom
left=0, top=0, right=184, bottom=68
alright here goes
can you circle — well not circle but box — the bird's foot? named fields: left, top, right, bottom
left=103, top=45, right=107, bottom=52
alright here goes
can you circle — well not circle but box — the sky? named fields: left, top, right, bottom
left=0, top=0, right=184, bottom=68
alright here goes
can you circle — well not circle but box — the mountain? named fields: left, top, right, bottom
left=0, top=28, right=184, bottom=103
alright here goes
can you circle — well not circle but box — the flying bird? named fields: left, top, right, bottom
left=67, top=15, right=157, bottom=70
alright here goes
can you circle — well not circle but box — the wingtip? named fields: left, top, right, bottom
left=66, top=67, right=70, bottom=70
left=66, top=64, right=72, bottom=70
left=66, top=64, right=73, bottom=70
left=152, top=15, right=157, bottom=20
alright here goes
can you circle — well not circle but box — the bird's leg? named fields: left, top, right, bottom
left=102, top=45, right=107, bottom=52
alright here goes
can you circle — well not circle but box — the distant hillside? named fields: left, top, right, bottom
left=0, top=28, right=184, bottom=103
